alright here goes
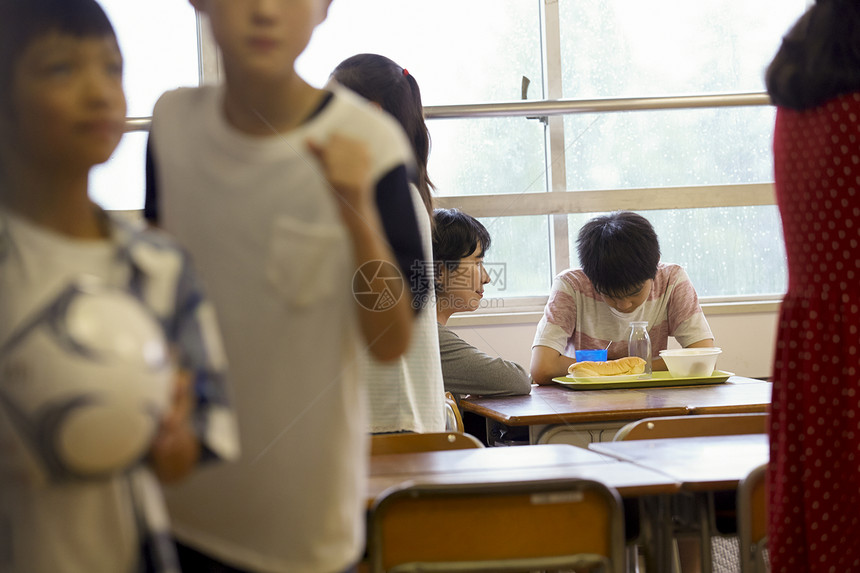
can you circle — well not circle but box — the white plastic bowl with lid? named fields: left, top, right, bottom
left=659, top=347, right=722, bottom=378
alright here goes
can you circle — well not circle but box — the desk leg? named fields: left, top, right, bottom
left=639, top=495, right=676, bottom=573
left=529, top=424, right=544, bottom=445
left=672, top=492, right=714, bottom=573
left=695, top=493, right=713, bottom=573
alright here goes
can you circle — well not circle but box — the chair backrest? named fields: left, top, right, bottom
left=444, top=391, right=465, bottom=432
left=370, top=432, right=484, bottom=456
left=737, top=463, right=768, bottom=573
left=368, top=478, right=626, bottom=573
left=613, top=413, right=768, bottom=441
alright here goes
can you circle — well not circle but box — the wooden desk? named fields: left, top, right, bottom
left=669, top=382, right=773, bottom=415
left=589, top=433, right=769, bottom=491
left=368, top=445, right=680, bottom=501
left=460, top=376, right=772, bottom=446
left=590, top=434, right=769, bottom=573
left=371, top=442, right=610, bottom=477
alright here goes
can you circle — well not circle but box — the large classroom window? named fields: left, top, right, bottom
left=97, top=0, right=811, bottom=308
left=89, top=0, right=199, bottom=211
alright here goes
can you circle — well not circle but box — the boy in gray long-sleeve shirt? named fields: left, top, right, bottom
left=432, top=209, right=532, bottom=398
left=437, top=325, right=532, bottom=397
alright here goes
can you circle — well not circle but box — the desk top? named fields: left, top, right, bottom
left=655, top=381, right=772, bottom=415
left=368, top=445, right=680, bottom=503
left=460, top=376, right=771, bottom=426
left=370, top=443, right=611, bottom=477
left=589, top=433, right=769, bottom=491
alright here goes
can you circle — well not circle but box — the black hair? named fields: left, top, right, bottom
left=331, top=54, right=434, bottom=216
left=576, top=211, right=660, bottom=298
left=0, top=0, right=117, bottom=116
left=431, top=208, right=491, bottom=292
left=765, top=0, right=860, bottom=110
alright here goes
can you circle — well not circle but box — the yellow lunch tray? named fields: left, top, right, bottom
left=552, top=370, right=734, bottom=390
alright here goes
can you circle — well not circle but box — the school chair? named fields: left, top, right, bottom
left=737, top=463, right=768, bottom=573
left=612, top=412, right=768, bottom=441
left=367, top=478, right=626, bottom=573
left=613, top=413, right=768, bottom=573
left=444, top=391, right=465, bottom=433
left=370, top=432, right=484, bottom=456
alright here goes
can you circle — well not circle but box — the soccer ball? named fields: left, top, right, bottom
left=0, top=277, right=172, bottom=481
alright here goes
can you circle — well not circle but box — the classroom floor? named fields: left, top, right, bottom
left=713, top=536, right=740, bottom=573
left=712, top=536, right=769, bottom=573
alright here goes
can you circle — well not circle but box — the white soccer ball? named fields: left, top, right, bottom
left=0, top=278, right=172, bottom=480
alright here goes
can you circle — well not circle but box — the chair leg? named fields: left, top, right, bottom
left=638, top=496, right=676, bottom=573
left=672, top=503, right=716, bottom=572
left=626, top=544, right=640, bottom=573
left=676, top=535, right=702, bottom=573
left=696, top=494, right=713, bottom=573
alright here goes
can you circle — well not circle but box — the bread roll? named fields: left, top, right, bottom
left=569, top=356, right=646, bottom=377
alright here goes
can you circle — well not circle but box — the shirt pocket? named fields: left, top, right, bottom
left=266, top=215, right=348, bottom=308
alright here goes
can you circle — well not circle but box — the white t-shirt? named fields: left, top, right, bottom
left=149, top=85, right=419, bottom=572
left=0, top=211, right=140, bottom=573
left=0, top=208, right=241, bottom=573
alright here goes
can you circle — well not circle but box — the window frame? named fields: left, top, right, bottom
left=123, top=4, right=788, bottom=320
left=433, top=1, right=784, bottom=318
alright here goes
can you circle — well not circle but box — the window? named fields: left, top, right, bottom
left=105, top=0, right=811, bottom=305
left=299, top=0, right=810, bottom=304
left=553, top=0, right=807, bottom=299
left=298, top=0, right=551, bottom=302
left=90, top=0, right=199, bottom=211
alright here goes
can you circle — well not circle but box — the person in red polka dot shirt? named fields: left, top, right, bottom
left=766, top=1, right=860, bottom=571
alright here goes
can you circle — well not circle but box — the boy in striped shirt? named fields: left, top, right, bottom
left=530, top=211, right=714, bottom=384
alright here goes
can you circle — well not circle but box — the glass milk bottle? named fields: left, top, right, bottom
left=628, top=321, right=652, bottom=376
